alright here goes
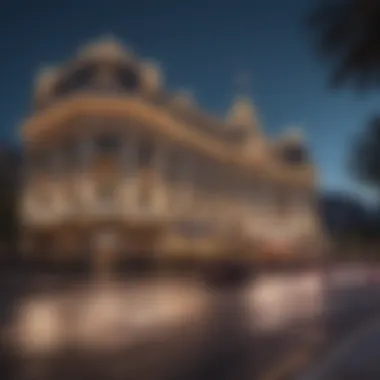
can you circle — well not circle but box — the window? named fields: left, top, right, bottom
left=290, top=192, right=311, bottom=213
left=30, top=150, right=48, bottom=172
left=166, top=149, right=183, bottom=182
left=54, top=64, right=98, bottom=97
left=281, top=146, right=308, bottom=165
left=29, top=148, right=58, bottom=174
left=98, top=181, right=116, bottom=201
left=62, top=139, right=80, bottom=171
left=254, top=183, right=272, bottom=212
left=114, top=65, right=140, bottom=92
left=277, top=189, right=289, bottom=216
left=95, top=134, right=121, bottom=154
left=197, top=156, right=212, bottom=192
left=225, top=128, right=248, bottom=144
left=137, top=137, right=155, bottom=168
left=138, top=186, right=152, bottom=212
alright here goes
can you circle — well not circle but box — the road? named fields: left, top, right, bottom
left=0, top=270, right=379, bottom=380
left=299, top=315, right=380, bottom=380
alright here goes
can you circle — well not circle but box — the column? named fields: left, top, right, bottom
left=197, top=156, right=209, bottom=220
left=165, top=147, right=182, bottom=218
left=79, top=136, right=94, bottom=211
left=177, top=150, right=194, bottom=218
left=51, top=146, right=63, bottom=217
left=122, top=130, right=139, bottom=214
left=183, top=152, right=195, bottom=216
left=152, top=140, right=167, bottom=215
left=92, top=230, right=119, bottom=280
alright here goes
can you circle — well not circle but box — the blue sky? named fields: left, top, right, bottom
left=0, top=0, right=379, bottom=203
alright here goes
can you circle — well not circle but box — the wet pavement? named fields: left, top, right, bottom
left=299, top=317, right=380, bottom=380
left=0, top=269, right=379, bottom=380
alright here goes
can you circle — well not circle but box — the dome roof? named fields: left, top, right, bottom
left=77, top=35, right=133, bottom=62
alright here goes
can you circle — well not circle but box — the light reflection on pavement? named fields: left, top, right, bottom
left=2, top=272, right=380, bottom=380
left=9, top=277, right=212, bottom=355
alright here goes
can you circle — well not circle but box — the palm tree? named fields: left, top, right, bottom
left=309, top=0, right=380, bottom=89
left=350, top=116, right=380, bottom=189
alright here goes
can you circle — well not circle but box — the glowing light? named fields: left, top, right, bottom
left=15, top=297, right=62, bottom=354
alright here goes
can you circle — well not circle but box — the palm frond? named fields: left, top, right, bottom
left=309, top=0, right=380, bottom=89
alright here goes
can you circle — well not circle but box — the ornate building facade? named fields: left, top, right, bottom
left=18, top=36, right=325, bottom=270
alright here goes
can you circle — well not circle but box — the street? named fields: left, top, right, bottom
left=0, top=269, right=379, bottom=380
left=299, top=314, right=380, bottom=380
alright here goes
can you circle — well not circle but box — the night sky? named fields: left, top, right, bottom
left=0, top=0, right=379, bottom=203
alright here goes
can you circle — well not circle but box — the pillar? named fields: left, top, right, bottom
left=122, top=130, right=139, bottom=214
left=78, top=135, right=95, bottom=210
left=92, top=230, right=118, bottom=279
left=152, top=139, right=167, bottom=215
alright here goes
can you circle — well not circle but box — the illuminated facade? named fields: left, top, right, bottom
left=18, top=36, right=325, bottom=269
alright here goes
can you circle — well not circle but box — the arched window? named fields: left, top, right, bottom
left=114, top=65, right=140, bottom=92
left=281, top=146, right=308, bottom=165
left=54, top=63, right=98, bottom=97
left=196, top=155, right=209, bottom=193
left=277, top=188, right=290, bottom=216
left=97, top=180, right=117, bottom=202
left=166, top=148, right=183, bottom=183
left=137, top=137, right=155, bottom=168
left=28, top=150, right=46, bottom=175
left=290, top=191, right=311, bottom=214
left=94, top=134, right=122, bottom=155
left=254, top=182, right=273, bottom=213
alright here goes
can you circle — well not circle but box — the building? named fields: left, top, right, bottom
left=18, top=36, right=325, bottom=272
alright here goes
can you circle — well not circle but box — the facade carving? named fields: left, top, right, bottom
left=19, top=36, right=325, bottom=268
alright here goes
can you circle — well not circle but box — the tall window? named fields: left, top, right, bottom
left=277, top=188, right=289, bottom=216
left=94, top=134, right=121, bottom=155
left=290, top=191, right=310, bottom=214
left=28, top=147, right=60, bottom=176
left=137, top=137, right=155, bottom=168
left=254, top=183, right=272, bottom=213
left=166, top=148, right=182, bottom=182
left=29, top=149, right=47, bottom=174
left=54, top=63, right=98, bottom=97
left=98, top=180, right=116, bottom=202
left=281, top=146, right=308, bottom=165
left=197, top=155, right=211, bottom=193
left=114, top=65, right=140, bottom=92
left=62, top=138, right=80, bottom=171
